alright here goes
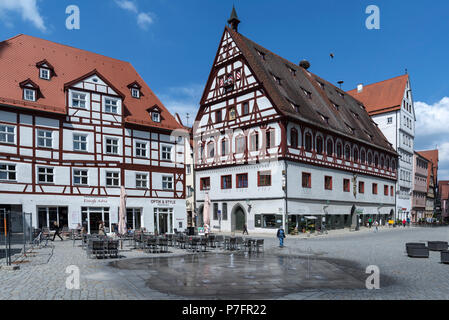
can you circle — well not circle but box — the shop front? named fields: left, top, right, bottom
left=37, top=207, right=69, bottom=230
left=81, top=207, right=110, bottom=234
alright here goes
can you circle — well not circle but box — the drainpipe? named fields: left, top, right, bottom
left=284, top=160, right=289, bottom=234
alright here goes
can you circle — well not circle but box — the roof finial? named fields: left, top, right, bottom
left=228, top=5, right=240, bottom=32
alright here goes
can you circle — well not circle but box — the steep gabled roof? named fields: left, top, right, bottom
left=224, top=27, right=395, bottom=154
left=347, top=74, right=409, bottom=116
left=0, top=34, right=182, bottom=131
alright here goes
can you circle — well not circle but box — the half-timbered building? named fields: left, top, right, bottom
left=0, top=34, right=186, bottom=234
left=193, top=9, right=398, bottom=234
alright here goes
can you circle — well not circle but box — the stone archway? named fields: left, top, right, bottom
left=231, top=204, right=246, bottom=232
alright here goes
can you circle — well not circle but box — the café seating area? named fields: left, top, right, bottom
left=73, top=227, right=265, bottom=259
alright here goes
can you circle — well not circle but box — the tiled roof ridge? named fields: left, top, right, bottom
left=347, top=74, right=409, bottom=92
left=6, top=34, right=131, bottom=65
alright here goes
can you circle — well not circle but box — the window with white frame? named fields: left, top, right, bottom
left=24, top=88, right=36, bottom=101
left=131, top=88, right=140, bottom=98
left=186, top=164, right=191, bottom=175
left=106, top=172, right=120, bottom=187
left=73, top=169, right=88, bottom=185
left=0, top=125, right=15, bottom=144
left=135, top=141, right=147, bottom=158
left=136, top=173, right=148, bottom=188
left=162, top=176, right=173, bottom=190
left=71, top=91, right=87, bottom=109
left=37, top=130, right=52, bottom=148
left=387, top=117, right=393, bottom=124
left=0, top=164, right=16, bottom=181
left=152, top=112, right=160, bottom=123
left=104, top=98, right=118, bottom=114
left=105, top=138, right=119, bottom=154
left=161, top=145, right=172, bottom=160
left=40, top=68, right=50, bottom=80
left=73, top=134, right=87, bottom=151
left=38, top=167, right=54, bottom=184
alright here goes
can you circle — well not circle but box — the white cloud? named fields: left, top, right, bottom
left=158, top=84, right=204, bottom=126
left=115, top=0, right=155, bottom=31
left=137, top=12, right=154, bottom=30
left=415, top=97, right=449, bottom=180
left=415, top=97, right=449, bottom=136
left=114, top=0, right=138, bottom=13
left=0, top=0, right=46, bottom=32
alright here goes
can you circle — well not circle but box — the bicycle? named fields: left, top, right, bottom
left=33, top=232, right=50, bottom=248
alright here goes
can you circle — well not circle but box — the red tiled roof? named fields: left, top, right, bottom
left=0, top=34, right=182, bottom=131
left=347, top=75, right=408, bottom=116
left=215, top=27, right=396, bottom=154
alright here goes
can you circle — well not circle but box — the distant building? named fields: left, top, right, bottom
left=193, top=8, right=398, bottom=234
left=348, top=75, right=415, bottom=221
left=411, top=152, right=429, bottom=222
left=418, top=149, right=439, bottom=220
left=438, top=180, right=449, bottom=222
left=175, top=114, right=195, bottom=227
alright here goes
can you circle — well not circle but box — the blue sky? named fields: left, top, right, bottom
left=0, top=0, right=448, bottom=178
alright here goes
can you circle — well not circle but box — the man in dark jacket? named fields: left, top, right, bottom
left=277, top=227, right=286, bottom=247
left=52, top=221, right=63, bottom=241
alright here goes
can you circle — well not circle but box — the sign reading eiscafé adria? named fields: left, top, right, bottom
left=151, top=199, right=177, bottom=206
left=83, top=197, right=109, bottom=205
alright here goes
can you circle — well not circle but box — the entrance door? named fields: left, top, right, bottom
left=234, top=207, right=245, bottom=231
left=154, top=208, right=173, bottom=235
left=89, top=211, right=103, bottom=234
left=81, top=207, right=110, bottom=234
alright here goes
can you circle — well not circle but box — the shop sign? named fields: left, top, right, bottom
left=83, top=197, right=108, bottom=205
left=151, top=199, right=176, bottom=206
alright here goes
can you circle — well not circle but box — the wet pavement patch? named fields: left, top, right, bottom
left=110, top=252, right=367, bottom=299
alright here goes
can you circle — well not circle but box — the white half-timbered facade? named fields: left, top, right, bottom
left=193, top=11, right=398, bottom=234
left=0, top=34, right=186, bottom=234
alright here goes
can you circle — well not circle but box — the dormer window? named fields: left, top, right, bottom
left=302, top=88, right=312, bottom=99
left=131, top=88, right=140, bottom=98
left=128, top=81, right=142, bottom=99
left=20, top=79, right=40, bottom=102
left=152, top=112, right=160, bottom=123
left=40, top=68, right=50, bottom=80
left=36, top=60, right=55, bottom=80
left=24, top=88, right=36, bottom=101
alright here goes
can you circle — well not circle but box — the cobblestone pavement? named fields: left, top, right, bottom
left=0, top=226, right=448, bottom=300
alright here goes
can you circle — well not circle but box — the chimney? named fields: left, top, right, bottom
left=357, top=84, right=363, bottom=93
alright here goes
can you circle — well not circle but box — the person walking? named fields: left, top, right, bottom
left=52, top=221, right=63, bottom=241
left=368, top=217, right=372, bottom=228
left=277, top=227, right=286, bottom=248
left=402, top=219, right=406, bottom=228
left=374, top=220, right=379, bottom=233
left=243, top=223, right=249, bottom=235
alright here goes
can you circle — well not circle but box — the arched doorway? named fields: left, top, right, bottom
left=231, top=204, right=246, bottom=232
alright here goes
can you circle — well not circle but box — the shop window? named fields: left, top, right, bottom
left=236, top=173, right=248, bottom=188
left=343, top=179, right=350, bottom=192
left=359, top=181, right=365, bottom=194
left=258, top=171, right=271, bottom=187
left=302, top=172, right=311, bottom=188
left=200, top=177, right=210, bottom=190
left=324, top=176, right=332, bottom=190
left=221, top=175, right=232, bottom=189
left=254, top=214, right=283, bottom=228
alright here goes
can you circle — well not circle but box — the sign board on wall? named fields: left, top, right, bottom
left=83, top=197, right=109, bottom=205
left=69, top=212, right=81, bottom=229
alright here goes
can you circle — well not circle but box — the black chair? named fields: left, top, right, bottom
left=107, top=240, right=119, bottom=258
left=214, top=235, right=224, bottom=249
left=255, top=239, right=264, bottom=253
left=199, top=237, right=208, bottom=252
